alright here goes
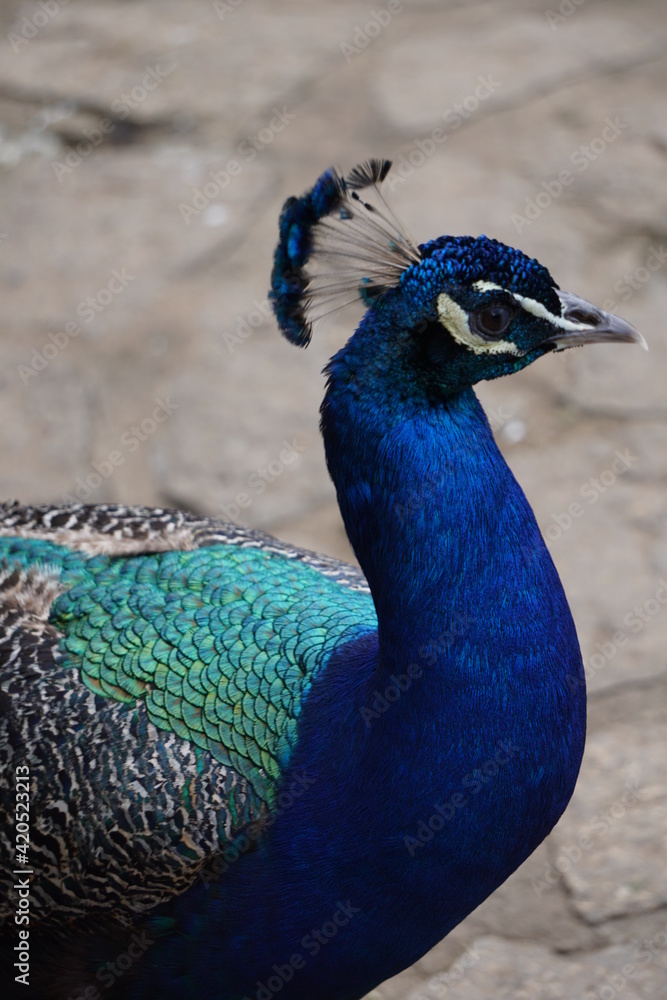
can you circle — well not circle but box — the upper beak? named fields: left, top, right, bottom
left=544, top=290, right=648, bottom=351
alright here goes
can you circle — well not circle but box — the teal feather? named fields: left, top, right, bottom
left=0, top=537, right=375, bottom=804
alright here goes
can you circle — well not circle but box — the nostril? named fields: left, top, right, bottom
left=565, top=308, right=599, bottom=325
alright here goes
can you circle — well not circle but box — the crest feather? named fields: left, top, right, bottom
left=270, top=160, right=420, bottom=346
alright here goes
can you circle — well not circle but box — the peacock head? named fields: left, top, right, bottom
left=269, top=160, right=645, bottom=396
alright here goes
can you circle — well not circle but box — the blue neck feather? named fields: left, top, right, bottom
left=138, top=320, right=586, bottom=1000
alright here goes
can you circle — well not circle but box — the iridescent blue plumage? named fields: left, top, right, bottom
left=270, top=159, right=418, bottom=347
left=0, top=161, right=644, bottom=999
left=419, top=233, right=561, bottom=308
left=270, top=167, right=345, bottom=345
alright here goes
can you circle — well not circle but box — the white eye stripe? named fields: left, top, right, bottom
left=510, top=293, right=592, bottom=331
left=472, top=280, right=591, bottom=333
left=436, top=292, right=520, bottom=356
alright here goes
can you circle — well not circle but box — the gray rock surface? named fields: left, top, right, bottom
left=404, top=935, right=667, bottom=1000
left=0, top=0, right=665, bottom=996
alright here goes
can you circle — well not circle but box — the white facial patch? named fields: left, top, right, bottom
left=436, top=292, right=520, bottom=356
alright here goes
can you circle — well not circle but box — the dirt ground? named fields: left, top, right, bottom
left=0, top=0, right=666, bottom=996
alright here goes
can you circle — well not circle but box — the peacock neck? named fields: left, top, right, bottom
left=136, top=338, right=587, bottom=1000
left=321, top=348, right=569, bottom=685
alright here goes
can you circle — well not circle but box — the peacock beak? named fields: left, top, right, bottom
left=543, top=290, right=648, bottom=351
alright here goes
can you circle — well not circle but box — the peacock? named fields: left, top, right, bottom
left=0, top=160, right=645, bottom=1000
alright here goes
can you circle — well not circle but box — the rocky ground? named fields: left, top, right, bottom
left=0, top=0, right=666, bottom=996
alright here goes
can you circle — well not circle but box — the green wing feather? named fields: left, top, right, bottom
left=0, top=511, right=375, bottom=926
left=0, top=538, right=376, bottom=804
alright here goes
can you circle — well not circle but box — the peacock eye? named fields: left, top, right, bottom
left=472, top=305, right=514, bottom=338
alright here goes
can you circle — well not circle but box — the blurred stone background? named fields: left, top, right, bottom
left=0, top=0, right=666, bottom=996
